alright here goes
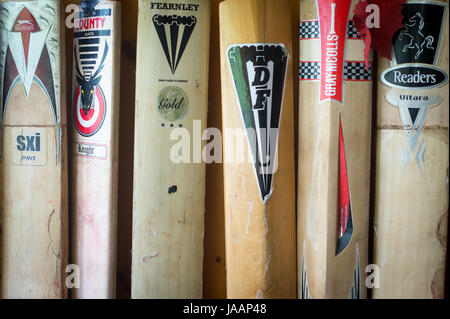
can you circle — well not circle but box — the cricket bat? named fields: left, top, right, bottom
left=297, top=0, right=373, bottom=299
left=0, top=0, right=68, bottom=298
left=132, top=0, right=210, bottom=298
left=373, top=0, right=449, bottom=299
left=70, top=0, right=121, bottom=299
left=219, top=0, right=297, bottom=298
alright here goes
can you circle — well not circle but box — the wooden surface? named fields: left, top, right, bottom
left=114, top=0, right=136, bottom=299
left=203, top=0, right=226, bottom=299
left=132, top=0, right=210, bottom=299
left=0, top=0, right=445, bottom=300
left=67, top=0, right=297, bottom=300
left=220, top=0, right=297, bottom=299
left=372, top=0, right=449, bottom=299
left=65, top=0, right=137, bottom=299
left=0, top=0, right=68, bottom=298
left=70, top=0, right=121, bottom=299
left=297, top=0, right=372, bottom=299
left=203, top=0, right=298, bottom=300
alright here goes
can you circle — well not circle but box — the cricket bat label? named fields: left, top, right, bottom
left=317, top=0, right=352, bottom=103
left=299, top=0, right=372, bottom=102
left=0, top=4, right=60, bottom=162
left=1, top=6, right=57, bottom=124
left=380, top=1, right=448, bottom=170
left=151, top=6, right=201, bottom=126
left=157, top=86, right=189, bottom=123
left=228, top=44, right=288, bottom=202
left=73, top=3, right=112, bottom=139
left=153, top=14, right=197, bottom=75
left=73, top=141, right=107, bottom=160
left=11, top=128, right=47, bottom=166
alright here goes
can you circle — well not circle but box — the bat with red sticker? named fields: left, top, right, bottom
left=297, top=0, right=373, bottom=298
left=70, top=0, right=121, bottom=299
left=0, top=0, right=68, bottom=298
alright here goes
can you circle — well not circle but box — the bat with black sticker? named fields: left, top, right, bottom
left=0, top=0, right=68, bottom=298
left=132, top=0, right=210, bottom=298
left=297, top=0, right=373, bottom=298
left=373, top=0, right=449, bottom=299
left=219, top=0, right=296, bottom=298
left=70, top=0, right=121, bottom=299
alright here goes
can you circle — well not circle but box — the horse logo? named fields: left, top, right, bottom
left=399, top=12, right=435, bottom=60
left=387, top=2, right=448, bottom=172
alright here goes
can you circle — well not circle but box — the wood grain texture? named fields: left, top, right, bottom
left=0, top=0, right=68, bottom=298
left=114, top=0, right=136, bottom=299
left=132, top=0, right=210, bottom=299
left=297, top=0, right=372, bottom=299
left=203, top=0, right=226, bottom=299
left=220, top=0, right=297, bottom=299
left=70, top=0, right=121, bottom=299
left=372, top=0, right=449, bottom=299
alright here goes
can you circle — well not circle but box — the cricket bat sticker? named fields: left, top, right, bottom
left=298, top=0, right=373, bottom=299
left=152, top=11, right=198, bottom=127
left=227, top=44, right=288, bottom=203
left=1, top=3, right=60, bottom=162
left=299, top=0, right=372, bottom=103
left=73, top=1, right=115, bottom=160
left=380, top=1, right=448, bottom=171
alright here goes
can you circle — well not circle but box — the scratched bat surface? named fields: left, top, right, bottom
left=373, top=0, right=449, bottom=299
left=297, top=0, right=373, bottom=299
left=220, top=0, right=297, bottom=299
left=70, top=0, right=121, bottom=299
left=132, top=0, right=210, bottom=298
left=0, top=0, right=68, bottom=299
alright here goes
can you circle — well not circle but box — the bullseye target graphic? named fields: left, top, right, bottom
left=73, top=85, right=106, bottom=137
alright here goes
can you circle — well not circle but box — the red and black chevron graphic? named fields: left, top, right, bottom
left=1, top=7, right=57, bottom=125
left=336, top=117, right=353, bottom=255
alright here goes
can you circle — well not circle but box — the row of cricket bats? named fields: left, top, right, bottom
left=0, top=0, right=447, bottom=299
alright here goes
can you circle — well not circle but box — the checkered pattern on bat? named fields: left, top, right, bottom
left=299, top=20, right=361, bottom=39
left=346, top=21, right=360, bottom=38
left=299, top=62, right=320, bottom=80
left=299, top=61, right=372, bottom=81
left=299, top=21, right=320, bottom=39
left=344, top=62, right=372, bottom=80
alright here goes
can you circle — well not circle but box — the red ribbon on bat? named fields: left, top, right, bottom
left=352, top=0, right=405, bottom=70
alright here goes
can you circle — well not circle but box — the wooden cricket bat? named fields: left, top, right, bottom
left=297, top=0, right=373, bottom=299
left=0, top=0, right=68, bottom=298
left=70, top=0, right=121, bottom=299
left=219, top=0, right=297, bottom=299
left=373, top=0, right=449, bottom=299
left=132, top=0, right=210, bottom=299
